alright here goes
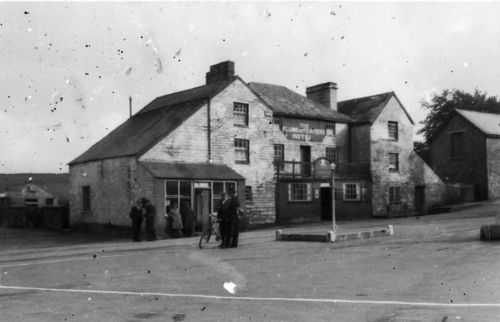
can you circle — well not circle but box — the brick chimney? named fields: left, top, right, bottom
left=306, top=82, right=338, bottom=111
left=206, top=61, right=235, bottom=84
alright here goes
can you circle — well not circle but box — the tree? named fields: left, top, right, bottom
left=418, top=89, right=500, bottom=144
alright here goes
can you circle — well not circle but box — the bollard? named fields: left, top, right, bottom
left=480, top=224, right=500, bottom=241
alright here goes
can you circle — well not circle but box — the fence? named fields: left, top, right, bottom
left=3, top=206, right=69, bottom=230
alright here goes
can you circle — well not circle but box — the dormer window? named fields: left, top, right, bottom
left=388, top=121, right=398, bottom=140
left=233, top=102, right=249, bottom=126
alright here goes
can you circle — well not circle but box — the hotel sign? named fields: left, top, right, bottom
left=281, top=122, right=333, bottom=142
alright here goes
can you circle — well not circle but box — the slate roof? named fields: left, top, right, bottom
left=338, top=91, right=414, bottom=125
left=141, top=162, right=245, bottom=180
left=69, top=78, right=236, bottom=165
left=456, top=109, right=500, bottom=137
left=248, top=82, right=352, bottom=123
left=137, top=77, right=236, bottom=115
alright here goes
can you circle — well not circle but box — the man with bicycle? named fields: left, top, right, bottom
left=218, top=189, right=241, bottom=248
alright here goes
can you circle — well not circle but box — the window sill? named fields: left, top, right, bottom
left=235, top=161, right=250, bottom=165
left=234, top=124, right=249, bottom=128
left=288, top=200, right=313, bottom=203
left=342, top=199, right=361, bottom=203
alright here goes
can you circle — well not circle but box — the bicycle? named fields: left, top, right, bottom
left=198, top=213, right=221, bottom=249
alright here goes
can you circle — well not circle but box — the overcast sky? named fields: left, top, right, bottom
left=1, top=1, right=500, bottom=173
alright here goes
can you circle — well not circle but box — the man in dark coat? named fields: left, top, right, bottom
left=217, top=192, right=230, bottom=248
left=225, top=189, right=241, bottom=248
left=180, top=202, right=195, bottom=237
left=129, top=200, right=143, bottom=242
left=142, top=198, right=157, bottom=241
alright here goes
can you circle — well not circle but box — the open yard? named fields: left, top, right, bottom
left=0, top=204, right=500, bottom=321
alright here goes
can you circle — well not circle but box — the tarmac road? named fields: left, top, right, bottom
left=0, top=204, right=500, bottom=321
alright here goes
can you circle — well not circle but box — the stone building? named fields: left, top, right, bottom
left=336, top=92, right=446, bottom=217
left=69, top=60, right=444, bottom=232
left=429, top=109, right=500, bottom=201
left=68, top=61, right=351, bottom=232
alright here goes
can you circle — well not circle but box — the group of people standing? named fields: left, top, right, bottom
left=129, top=190, right=241, bottom=248
left=129, top=198, right=157, bottom=242
left=217, top=190, right=240, bottom=248
left=129, top=198, right=196, bottom=242
left=165, top=201, right=196, bottom=238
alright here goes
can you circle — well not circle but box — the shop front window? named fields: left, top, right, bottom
left=165, top=180, right=192, bottom=214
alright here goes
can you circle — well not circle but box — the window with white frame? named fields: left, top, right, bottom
left=389, top=153, right=399, bottom=171
left=388, top=121, right=398, bottom=140
left=233, top=102, right=249, bottom=126
left=389, top=186, right=401, bottom=204
left=234, top=139, right=250, bottom=163
left=165, top=180, right=192, bottom=214
left=326, top=147, right=338, bottom=164
left=288, top=183, right=312, bottom=201
left=325, top=122, right=336, bottom=136
left=343, top=183, right=360, bottom=201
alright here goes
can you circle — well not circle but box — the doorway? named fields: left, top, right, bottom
left=194, top=189, right=211, bottom=232
left=414, top=186, right=425, bottom=214
left=320, top=187, right=332, bottom=220
left=300, top=145, right=311, bottom=177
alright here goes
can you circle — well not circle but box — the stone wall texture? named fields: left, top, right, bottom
left=429, top=115, right=488, bottom=200
left=69, top=157, right=161, bottom=231
left=409, top=150, right=447, bottom=213
left=487, top=138, right=500, bottom=199
left=370, top=96, right=415, bottom=216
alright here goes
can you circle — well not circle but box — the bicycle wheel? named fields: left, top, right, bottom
left=199, top=229, right=218, bottom=249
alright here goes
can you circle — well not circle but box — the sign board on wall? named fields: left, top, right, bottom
left=281, top=119, right=332, bottom=142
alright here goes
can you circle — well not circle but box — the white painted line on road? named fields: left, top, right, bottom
left=1, top=285, right=500, bottom=308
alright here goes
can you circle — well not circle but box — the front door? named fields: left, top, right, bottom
left=300, top=145, right=311, bottom=177
left=414, top=186, right=425, bottom=214
left=320, top=187, right=332, bottom=220
left=194, top=189, right=211, bottom=232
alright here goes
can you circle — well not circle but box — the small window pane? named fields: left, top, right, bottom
left=225, top=182, right=236, bottom=194
left=235, top=139, right=250, bottom=163
left=234, top=102, right=249, bottom=126
left=179, top=181, right=191, bottom=196
left=326, top=147, right=337, bottom=164
left=388, top=122, right=398, bottom=140
left=389, top=153, right=399, bottom=171
left=288, top=183, right=312, bottom=201
left=213, top=182, right=224, bottom=195
left=389, top=186, right=401, bottom=204
left=325, top=122, right=336, bottom=135
left=166, top=180, right=178, bottom=196
left=343, top=183, right=360, bottom=201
